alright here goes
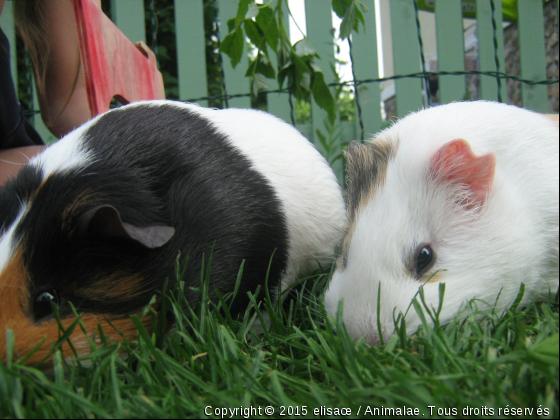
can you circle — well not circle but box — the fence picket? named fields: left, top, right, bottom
left=304, top=0, right=344, bottom=183
left=305, top=0, right=337, bottom=143
left=350, top=0, right=382, bottom=140
left=476, top=0, right=506, bottom=102
left=175, top=0, right=208, bottom=107
left=217, top=0, right=251, bottom=109
left=5, top=0, right=556, bottom=151
left=517, top=0, right=548, bottom=112
left=389, top=0, right=424, bottom=117
left=435, top=0, right=466, bottom=104
left=111, top=0, right=146, bottom=44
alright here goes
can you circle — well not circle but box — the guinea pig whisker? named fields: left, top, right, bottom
left=0, top=159, right=27, bottom=166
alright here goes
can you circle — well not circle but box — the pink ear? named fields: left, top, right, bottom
left=430, top=139, right=496, bottom=208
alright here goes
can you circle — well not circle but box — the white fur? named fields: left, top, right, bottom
left=29, top=121, right=94, bottom=178
left=0, top=204, right=27, bottom=275
left=0, top=123, right=95, bottom=277
left=184, top=103, right=347, bottom=291
left=324, top=101, right=559, bottom=343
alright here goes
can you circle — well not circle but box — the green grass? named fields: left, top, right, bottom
left=1, top=263, right=558, bottom=419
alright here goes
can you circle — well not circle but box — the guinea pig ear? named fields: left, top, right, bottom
left=76, top=205, right=175, bottom=249
left=344, top=141, right=372, bottom=216
left=430, top=139, right=496, bottom=208
left=345, top=140, right=365, bottom=157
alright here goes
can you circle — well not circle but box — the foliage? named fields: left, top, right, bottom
left=144, top=0, right=179, bottom=100
left=202, top=0, right=225, bottom=108
left=14, top=35, right=35, bottom=123
left=1, top=261, right=558, bottom=418
left=314, top=64, right=356, bottom=180
left=144, top=0, right=225, bottom=106
left=295, top=98, right=311, bottom=124
left=219, top=0, right=366, bottom=124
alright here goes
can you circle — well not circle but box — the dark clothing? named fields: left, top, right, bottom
left=1, top=27, right=43, bottom=149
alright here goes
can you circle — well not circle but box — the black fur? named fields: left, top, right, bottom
left=0, top=103, right=289, bottom=319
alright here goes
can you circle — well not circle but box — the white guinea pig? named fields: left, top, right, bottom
left=324, top=101, right=559, bottom=344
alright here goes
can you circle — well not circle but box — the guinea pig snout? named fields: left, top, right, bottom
left=324, top=271, right=388, bottom=346
left=325, top=265, right=432, bottom=345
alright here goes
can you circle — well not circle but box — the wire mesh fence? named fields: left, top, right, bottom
left=9, top=0, right=560, bottom=144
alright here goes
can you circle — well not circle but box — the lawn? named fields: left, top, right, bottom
left=0, top=259, right=558, bottom=419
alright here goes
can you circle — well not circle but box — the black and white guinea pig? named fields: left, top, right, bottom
left=324, top=101, right=559, bottom=345
left=0, top=100, right=346, bottom=365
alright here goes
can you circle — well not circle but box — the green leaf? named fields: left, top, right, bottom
left=277, top=59, right=291, bottom=90
left=339, top=2, right=357, bottom=39
left=292, top=53, right=312, bottom=92
left=245, top=52, right=275, bottom=79
left=244, top=19, right=265, bottom=50
left=236, top=0, right=252, bottom=26
left=219, top=27, right=245, bottom=68
left=334, top=0, right=366, bottom=39
left=227, top=17, right=236, bottom=33
left=315, top=129, right=329, bottom=150
left=256, top=6, right=279, bottom=53
left=312, top=70, right=336, bottom=124
left=277, top=41, right=291, bottom=71
left=356, top=5, right=365, bottom=28
left=299, top=72, right=312, bottom=96
left=251, top=73, right=270, bottom=96
left=245, top=2, right=260, bottom=20
left=294, top=38, right=317, bottom=61
left=332, top=0, right=350, bottom=19
left=256, top=53, right=275, bottom=79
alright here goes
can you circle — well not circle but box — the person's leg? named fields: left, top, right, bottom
left=14, top=0, right=91, bottom=138
left=0, top=146, right=46, bottom=186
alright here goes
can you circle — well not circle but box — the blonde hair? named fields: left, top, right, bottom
left=13, top=0, right=50, bottom=104
left=13, top=0, right=82, bottom=128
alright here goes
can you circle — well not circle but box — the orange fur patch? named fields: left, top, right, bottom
left=0, top=250, right=31, bottom=341
left=79, top=272, right=149, bottom=302
left=0, top=250, right=153, bottom=367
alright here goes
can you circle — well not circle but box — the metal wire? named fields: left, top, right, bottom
left=149, top=0, right=159, bottom=65
left=178, top=70, right=557, bottom=104
left=347, top=37, right=365, bottom=141
left=19, top=1, right=558, bottom=117
left=21, top=68, right=557, bottom=117
left=490, top=0, right=504, bottom=102
left=413, top=0, right=431, bottom=107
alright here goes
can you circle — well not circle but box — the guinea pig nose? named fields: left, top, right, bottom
left=33, top=290, right=62, bottom=322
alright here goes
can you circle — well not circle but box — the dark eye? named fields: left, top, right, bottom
left=33, top=290, right=61, bottom=322
left=414, top=244, right=436, bottom=279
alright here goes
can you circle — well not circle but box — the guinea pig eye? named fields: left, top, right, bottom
left=414, top=244, right=436, bottom=279
left=33, top=290, right=62, bottom=322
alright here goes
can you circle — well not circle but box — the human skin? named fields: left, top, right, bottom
left=0, top=0, right=89, bottom=186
